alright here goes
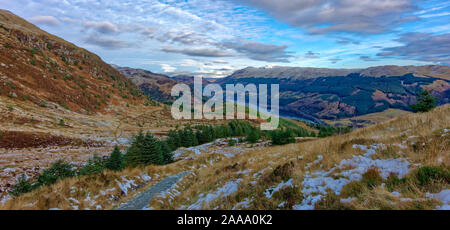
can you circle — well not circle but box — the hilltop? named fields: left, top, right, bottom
left=228, top=65, right=450, bottom=80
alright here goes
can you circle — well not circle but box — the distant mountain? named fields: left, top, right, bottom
left=218, top=66, right=450, bottom=121
left=0, top=9, right=146, bottom=114
left=113, top=66, right=177, bottom=103
left=171, top=74, right=211, bottom=85
left=226, top=65, right=450, bottom=80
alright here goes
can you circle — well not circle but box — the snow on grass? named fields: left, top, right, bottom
left=188, top=179, right=243, bottom=210
left=141, top=173, right=151, bottom=182
left=294, top=144, right=410, bottom=210
left=426, top=190, right=450, bottom=210
left=233, top=197, right=252, bottom=210
left=340, top=197, right=356, bottom=203
left=116, top=177, right=137, bottom=196
left=264, top=179, right=293, bottom=198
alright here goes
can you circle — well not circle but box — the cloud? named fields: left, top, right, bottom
left=82, top=20, right=120, bottom=34
left=29, top=16, right=61, bottom=26
left=162, top=30, right=210, bottom=45
left=220, top=40, right=293, bottom=62
left=304, top=51, right=320, bottom=59
left=212, top=60, right=229, bottom=64
left=236, top=0, right=419, bottom=34
left=329, top=57, right=342, bottom=64
left=336, top=37, right=361, bottom=45
left=84, top=34, right=133, bottom=49
left=161, top=47, right=231, bottom=57
left=377, top=33, right=450, bottom=65
left=359, top=56, right=376, bottom=62
left=161, top=64, right=176, bottom=72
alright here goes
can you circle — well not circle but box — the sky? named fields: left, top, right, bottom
left=1, top=0, right=449, bottom=77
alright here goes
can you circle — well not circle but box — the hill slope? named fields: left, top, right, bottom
left=0, top=10, right=148, bottom=114
left=219, top=66, right=450, bottom=121
left=113, top=65, right=177, bottom=103
left=0, top=10, right=206, bottom=198
left=2, top=105, right=448, bottom=210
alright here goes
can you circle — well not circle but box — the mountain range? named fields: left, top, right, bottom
left=117, top=64, right=450, bottom=122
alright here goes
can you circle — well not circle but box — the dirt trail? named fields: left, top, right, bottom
left=116, top=171, right=190, bottom=210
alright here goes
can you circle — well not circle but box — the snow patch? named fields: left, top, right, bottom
left=264, top=179, right=293, bottom=198
left=295, top=144, right=410, bottom=210
left=426, top=190, right=450, bottom=210
left=188, top=179, right=242, bottom=210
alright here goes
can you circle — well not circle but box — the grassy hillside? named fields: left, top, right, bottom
left=2, top=105, right=448, bottom=210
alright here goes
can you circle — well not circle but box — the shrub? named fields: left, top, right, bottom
left=227, top=138, right=236, bottom=146
left=270, top=129, right=295, bottom=145
left=385, top=174, right=407, bottom=192
left=266, top=162, right=295, bottom=183
left=315, top=192, right=351, bottom=210
left=361, top=168, right=383, bottom=189
left=416, top=166, right=450, bottom=185
left=245, top=128, right=260, bottom=143
left=36, top=161, right=75, bottom=186
left=340, top=181, right=365, bottom=197
left=9, top=174, right=33, bottom=197
left=58, top=119, right=65, bottom=126
left=79, top=155, right=106, bottom=176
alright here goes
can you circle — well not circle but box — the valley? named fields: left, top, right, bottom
left=0, top=9, right=448, bottom=211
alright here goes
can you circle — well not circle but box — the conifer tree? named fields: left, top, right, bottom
left=410, top=90, right=437, bottom=112
left=160, top=141, right=174, bottom=164
left=106, top=146, right=123, bottom=171
left=142, top=133, right=163, bottom=165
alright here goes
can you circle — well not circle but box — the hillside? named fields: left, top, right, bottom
left=219, top=68, right=450, bottom=121
left=0, top=10, right=214, bottom=199
left=2, top=105, right=448, bottom=210
left=113, top=65, right=177, bottom=103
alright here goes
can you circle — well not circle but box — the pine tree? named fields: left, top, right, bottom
left=106, top=146, right=123, bottom=171
left=167, top=130, right=181, bottom=150
left=141, top=133, right=163, bottom=165
left=410, top=90, right=437, bottom=112
left=160, top=141, right=174, bottom=164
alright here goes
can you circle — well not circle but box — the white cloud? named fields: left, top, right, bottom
left=160, top=64, right=176, bottom=72
left=29, top=15, right=61, bottom=26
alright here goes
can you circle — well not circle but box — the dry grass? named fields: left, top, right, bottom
left=148, top=105, right=449, bottom=210
left=1, top=105, right=448, bottom=210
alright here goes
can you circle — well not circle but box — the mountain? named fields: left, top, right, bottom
left=171, top=74, right=211, bottom=85
left=0, top=10, right=176, bottom=197
left=113, top=65, right=178, bottom=103
left=218, top=66, right=450, bottom=121
left=0, top=10, right=149, bottom=114
left=227, top=65, right=450, bottom=80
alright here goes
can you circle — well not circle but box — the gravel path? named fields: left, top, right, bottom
left=116, top=171, right=190, bottom=210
